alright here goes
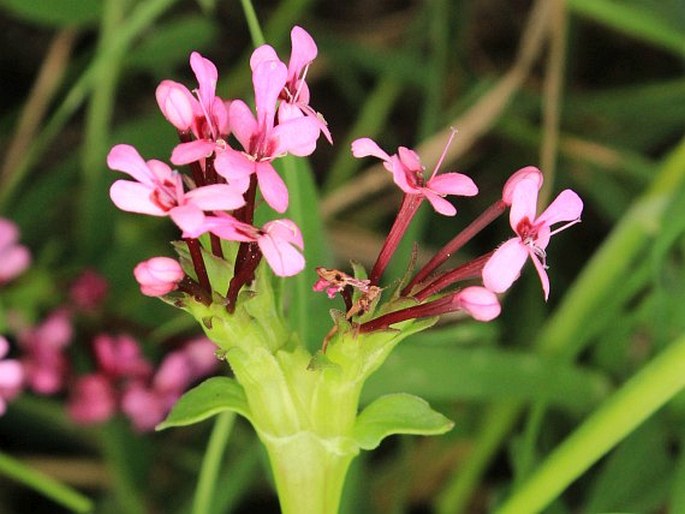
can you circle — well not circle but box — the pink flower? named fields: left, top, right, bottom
left=69, top=269, right=108, bottom=311
left=214, top=60, right=320, bottom=213
left=133, top=257, right=185, bottom=297
left=482, top=176, right=583, bottom=300
left=351, top=133, right=478, bottom=216
left=205, top=214, right=305, bottom=277
left=121, top=338, right=219, bottom=432
left=93, top=334, right=152, bottom=380
left=250, top=26, right=332, bottom=143
left=108, top=144, right=245, bottom=237
left=68, top=374, right=117, bottom=425
left=19, top=310, right=72, bottom=395
left=0, top=337, right=24, bottom=416
left=0, top=217, right=31, bottom=285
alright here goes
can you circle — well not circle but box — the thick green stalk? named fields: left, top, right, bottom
left=495, top=332, right=685, bottom=514
left=0, top=451, right=93, bottom=513
left=239, top=0, right=266, bottom=47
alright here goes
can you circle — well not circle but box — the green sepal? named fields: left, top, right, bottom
left=352, top=393, right=454, bottom=450
left=156, top=376, right=252, bottom=430
left=172, top=240, right=236, bottom=296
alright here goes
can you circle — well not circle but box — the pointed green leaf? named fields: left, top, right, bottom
left=353, top=393, right=453, bottom=450
left=157, top=377, right=251, bottom=430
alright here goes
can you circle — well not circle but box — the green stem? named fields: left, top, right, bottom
left=0, top=451, right=93, bottom=513
left=496, top=332, right=685, bottom=514
left=192, top=412, right=236, bottom=514
left=239, top=0, right=265, bottom=47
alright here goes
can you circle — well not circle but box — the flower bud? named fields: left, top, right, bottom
left=155, top=80, right=196, bottom=132
left=133, top=257, right=185, bottom=297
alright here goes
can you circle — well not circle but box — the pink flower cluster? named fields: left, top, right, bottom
left=314, top=136, right=583, bottom=334
left=108, top=26, right=329, bottom=302
left=69, top=335, right=219, bottom=431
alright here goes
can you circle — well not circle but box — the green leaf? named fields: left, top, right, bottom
left=362, top=344, right=610, bottom=412
left=277, top=156, right=333, bottom=353
left=353, top=393, right=453, bottom=450
left=157, top=377, right=252, bottom=430
left=568, top=0, right=685, bottom=58
left=0, top=0, right=103, bottom=27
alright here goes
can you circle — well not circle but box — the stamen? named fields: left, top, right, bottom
left=193, top=88, right=218, bottom=141
left=429, top=127, right=458, bottom=181
left=549, top=217, right=582, bottom=237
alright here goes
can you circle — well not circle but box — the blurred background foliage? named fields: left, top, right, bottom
left=0, top=0, right=684, bottom=513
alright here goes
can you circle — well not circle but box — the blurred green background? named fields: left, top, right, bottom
left=0, top=0, right=684, bottom=513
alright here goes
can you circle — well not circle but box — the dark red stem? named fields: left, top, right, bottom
left=413, top=251, right=494, bottom=302
left=177, top=276, right=212, bottom=305
left=225, top=243, right=262, bottom=313
left=369, top=193, right=423, bottom=286
left=403, top=200, right=506, bottom=296
left=359, top=292, right=461, bottom=333
left=185, top=238, right=212, bottom=295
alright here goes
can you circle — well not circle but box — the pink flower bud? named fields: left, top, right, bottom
left=133, top=257, right=185, bottom=297
left=501, top=166, right=543, bottom=206
left=155, top=80, right=196, bottom=132
left=454, top=286, right=501, bottom=321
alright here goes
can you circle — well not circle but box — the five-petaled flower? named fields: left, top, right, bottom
left=351, top=134, right=478, bottom=216
left=482, top=173, right=583, bottom=300
left=108, top=144, right=245, bottom=237
left=214, top=59, right=320, bottom=213
left=204, top=214, right=305, bottom=277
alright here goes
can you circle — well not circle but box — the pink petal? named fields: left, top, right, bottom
left=388, top=155, right=414, bottom=193
left=170, top=140, right=217, bottom=166
left=107, top=144, right=153, bottom=186
left=536, top=189, right=583, bottom=228
left=288, top=26, right=317, bottom=78
left=109, top=181, right=166, bottom=216
left=258, top=223, right=305, bottom=277
left=252, top=60, right=287, bottom=131
left=205, top=215, right=256, bottom=243
left=185, top=184, right=246, bottom=211
left=509, top=177, right=540, bottom=232
left=155, top=80, right=196, bottom=131
left=227, top=100, right=258, bottom=151
left=121, top=384, right=167, bottom=432
left=0, top=337, right=8, bottom=358
left=397, top=147, right=423, bottom=172
left=456, top=286, right=501, bottom=321
left=214, top=148, right=256, bottom=183
left=271, top=116, right=320, bottom=157
left=528, top=247, right=551, bottom=301
left=256, top=162, right=289, bottom=213
left=154, top=352, right=191, bottom=393
left=263, top=219, right=304, bottom=249
left=351, top=137, right=391, bottom=162
left=502, top=166, right=543, bottom=205
left=482, top=238, right=529, bottom=294
left=169, top=204, right=207, bottom=238
left=422, top=189, right=456, bottom=216
left=250, top=44, right=280, bottom=71
left=428, top=172, right=478, bottom=197
left=189, top=52, right=218, bottom=112
left=212, top=97, right=230, bottom=136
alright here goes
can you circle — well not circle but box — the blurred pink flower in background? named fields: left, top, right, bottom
left=93, top=334, right=152, bottom=380
left=19, top=309, right=72, bottom=394
left=0, top=336, right=24, bottom=416
left=69, top=269, right=109, bottom=311
left=68, top=374, right=117, bottom=424
left=0, top=217, right=31, bottom=285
